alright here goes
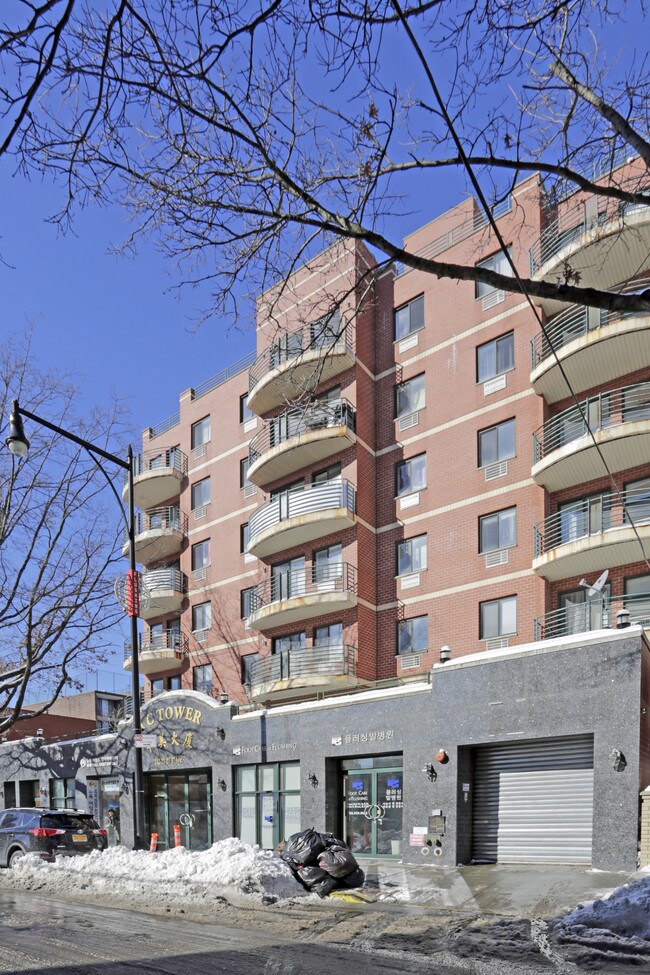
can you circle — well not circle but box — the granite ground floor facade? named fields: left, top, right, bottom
left=2, top=628, right=649, bottom=871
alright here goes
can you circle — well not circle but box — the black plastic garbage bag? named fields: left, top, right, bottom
left=320, top=833, right=348, bottom=849
left=281, top=827, right=326, bottom=866
left=311, top=874, right=340, bottom=899
left=340, top=866, right=365, bottom=888
left=318, top=846, right=359, bottom=879
left=296, top=865, right=331, bottom=889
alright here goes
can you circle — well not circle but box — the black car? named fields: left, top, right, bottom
left=0, top=807, right=107, bottom=867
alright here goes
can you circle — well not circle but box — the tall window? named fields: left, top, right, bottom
left=479, top=508, right=516, bottom=553
left=314, top=622, right=343, bottom=647
left=478, top=419, right=515, bottom=467
left=624, top=574, right=650, bottom=623
left=151, top=678, right=165, bottom=697
left=193, top=664, right=212, bottom=694
left=272, top=631, right=306, bottom=654
left=395, top=374, right=426, bottom=418
left=241, top=653, right=260, bottom=687
left=625, top=477, right=650, bottom=525
left=240, top=394, right=254, bottom=423
left=240, top=523, right=250, bottom=553
left=236, top=762, right=300, bottom=849
left=191, top=477, right=211, bottom=511
left=192, top=601, right=211, bottom=633
left=240, top=457, right=252, bottom=488
left=191, top=416, right=211, bottom=449
left=313, top=543, right=342, bottom=584
left=476, top=332, right=514, bottom=382
left=397, top=616, right=428, bottom=655
left=394, top=295, right=424, bottom=341
left=480, top=595, right=517, bottom=639
left=396, top=454, right=426, bottom=496
left=191, top=539, right=210, bottom=571
left=50, top=777, right=75, bottom=809
left=241, top=586, right=256, bottom=619
left=396, top=535, right=427, bottom=575
left=475, top=247, right=513, bottom=298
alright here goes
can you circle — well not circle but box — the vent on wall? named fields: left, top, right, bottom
left=193, top=567, right=207, bottom=582
left=398, top=653, right=422, bottom=671
left=193, top=444, right=207, bottom=460
left=399, top=412, right=419, bottom=433
left=483, top=289, right=505, bottom=310
left=193, top=505, right=207, bottom=521
left=485, top=549, right=509, bottom=569
left=244, top=484, right=256, bottom=498
left=485, top=460, right=508, bottom=481
left=485, top=636, right=509, bottom=651
left=193, top=629, right=209, bottom=644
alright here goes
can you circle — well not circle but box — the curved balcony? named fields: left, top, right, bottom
left=247, top=479, right=356, bottom=559
left=248, top=399, right=356, bottom=489
left=248, top=316, right=355, bottom=415
left=530, top=277, right=650, bottom=402
left=533, top=490, right=650, bottom=581
left=123, top=632, right=189, bottom=677
left=534, top=591, right=650, bottom=642
left=248, top=644, right=358, bottom=702
left=246, top=562, right=357, bottom=632
left=139, top=567, right=186, bottom=621
left=532, top=381, right=650, bottom=492
left=529, top=188, right=650, bottom=314
left=123, top=507, right=187, bottom=565
left=122, top=447, right=187, bottom=510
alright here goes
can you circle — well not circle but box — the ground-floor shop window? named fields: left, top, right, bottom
left=342, top=754, right=403, bottom=857
left=236, top=762, right=300, bottom=849
left=50, top=777, right=76, bottom=809
left=87, top=776, right=121, bottom=844
left=145, top=769, right=212, bottom=851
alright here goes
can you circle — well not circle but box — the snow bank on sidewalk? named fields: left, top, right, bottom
left=13, top=838, right=308, bottom=905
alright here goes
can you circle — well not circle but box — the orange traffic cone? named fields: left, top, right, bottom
left=174, top=823, right=182, bottom=848
left=149, top=832, right=159, bottom=853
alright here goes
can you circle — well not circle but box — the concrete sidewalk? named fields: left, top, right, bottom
left=350, top=859, right=640, bottom=918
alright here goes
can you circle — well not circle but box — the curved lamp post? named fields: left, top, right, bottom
left=6, top=399, right=146, bottom=849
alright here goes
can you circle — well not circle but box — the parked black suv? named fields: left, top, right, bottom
left=0, top=808, right=107, bottom=867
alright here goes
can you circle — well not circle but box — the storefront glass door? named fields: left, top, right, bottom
left=342, top=755, right=403, bottom=857
left=145, top=769, right=212, bottom=850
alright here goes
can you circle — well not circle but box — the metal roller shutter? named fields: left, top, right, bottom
left=472, top=735, right=594, bottom=864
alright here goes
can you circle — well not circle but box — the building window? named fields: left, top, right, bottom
left=313, top=463, right=341, bottom=484
left=475, top=246, right=513, bottom=298
left=191, top=416, right=211, bottom=449
left=240, top=523, right=250, bottom=553
left=50, top=777, right=76, bottom=809
left=397, top=615, right=428, bottom=655
left=624, top=574, right=650, bottom=623
left=478, top=418, right=515, bottom=467
left=240, top=457, right=252, bottom=488
left=236, top=762, right=301, bottom=849
left=272, top=631, right=306, bottom=654
left=625, top=477, right=650, bottom=525
left=395, top=374, right=426, bottom=418
left=96, top=696, right=122, bottom=733
left=480, top=595, right=517, bottom=639
left=192, top=601, right=211, bottom=633
left=191, top=477, right=211, bottom=511
left=151, top=678, right=165, bottom=697
left=313, top=543, right=342, bottom=585
left=476, top=332, right=514, bottom=383
left=241, top=586, right=256, bottom=619
left=240, top=394, right=254, bottom=423
left=479, top=508, right=516, bottom=553
left=396, top=535, right=427, bottom=575
left=395, top=454, right=426, bottom=497
left=191, top=539, right=210, bottom=571
left=241, top=653, right=260, bottom=687
left=193, top=664, right=212, bottom=694
left=314, top=622, right=343, bottom=647
left=394, top=295, right=424, bottom=341
left=168, top=675, right=182, bottom=691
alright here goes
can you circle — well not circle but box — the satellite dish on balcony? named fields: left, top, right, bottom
left=114, top=570, right=150, bottom=616
left=579, top=569, right=609, bottom=597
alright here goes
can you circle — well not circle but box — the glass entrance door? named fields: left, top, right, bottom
left=342, top=755, right=403, bottom=857
left=145, top=770, right=212, bottom=850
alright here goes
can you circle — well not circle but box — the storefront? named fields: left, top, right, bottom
left=145, top=769, right=212, bottom=850
left=235, top=761, right=300, bottom=848
left=342, top=755, right=403, bottom=857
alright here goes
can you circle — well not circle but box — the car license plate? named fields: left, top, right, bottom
left=72, top=834, right=87, bottom=843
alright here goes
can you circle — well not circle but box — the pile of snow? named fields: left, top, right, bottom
left=12, top=838, right=309, bottom=905
left=551, top=875, right=650, bottom=968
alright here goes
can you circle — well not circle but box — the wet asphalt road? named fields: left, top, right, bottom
left=0, top=889, right=561, bottom=975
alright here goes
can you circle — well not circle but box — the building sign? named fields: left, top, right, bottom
left=80, top=756, right=115, bottom=769
left=232, top=742, right=297, bottom=757
left=143, top=704, right=203, bottom=727
left=331, top=730, right=395, bottom=746
left=409, top=833, right=425, bottom=846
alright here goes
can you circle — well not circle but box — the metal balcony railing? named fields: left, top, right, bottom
left=248, top=644, right=357, bottom=691
left=123, top=631, right=189, bottom=661
left=142, top=567, right=186, bottom=595
left=126, top=446, right=188, bottom=485
left=248, top=314, right=353, bottom=393
left=534, top=592, right=650, bottom=641
left=132, top=507, right=188, bottom=538
left=532, top=381, right=650, bottom=464
left=533, top=487, right=650, bottom=558
left=249, top=398, right=355, bottom=467
left=529, top=179, right=650, bottom=275
left=248, top=562, right=357, bottom=617
left=530, top=275, right=650, bottom=369
left=248, top=479, right=356, bottom=548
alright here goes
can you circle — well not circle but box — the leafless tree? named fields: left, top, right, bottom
left=0, top=330, right=129, bottom=734
left=1, top=0, right=650, bottom=326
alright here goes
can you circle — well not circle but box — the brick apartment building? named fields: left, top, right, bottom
left=2, top=160, right=650, bottom=869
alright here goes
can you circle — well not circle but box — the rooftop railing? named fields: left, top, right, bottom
left=534, top=592, right=650, bottom=641
left=193, top=349, right=257, bottom=401
left=249, top=398, right=355, bottom=467
left=530, top=275, right=650, bottom=370
left=248, top=314, right=353, bottom=393
left=248, top=643, right=357, bottom=693
left=248, top=478, right=356, bottom=548
left=247, top=561, right=357, bottom=618
left=533, top=487, right=650, bottom=558
left=532, top=380, right=650, bottom=464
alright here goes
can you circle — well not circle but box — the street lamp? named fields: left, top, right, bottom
left=5, top=399, right=146, bottom=849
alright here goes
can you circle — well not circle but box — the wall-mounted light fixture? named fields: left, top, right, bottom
left=439, top=645, right=452, bottom=663
left=215, top=727, right=225, bottom=741
left=36, top=728, right=44, bottom=739
left=307, top=771, right=318, bottom=788
left=217, top=778, right=227, bottom=792
left=219, top=691, right=229, bottom=705
left=423, top=763, right=437, bottom=782
left=616, top=608, right=631, bottom=629
left=435, top=749, right=450, bottom=765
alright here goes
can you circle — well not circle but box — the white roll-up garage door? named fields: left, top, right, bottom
left=472, top=735, right=594, bottom=864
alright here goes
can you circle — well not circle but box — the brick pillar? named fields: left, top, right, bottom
left=640, top=791, right=650, bottom=868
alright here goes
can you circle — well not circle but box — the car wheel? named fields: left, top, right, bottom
left=8, top=848, right=25, bottom=868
